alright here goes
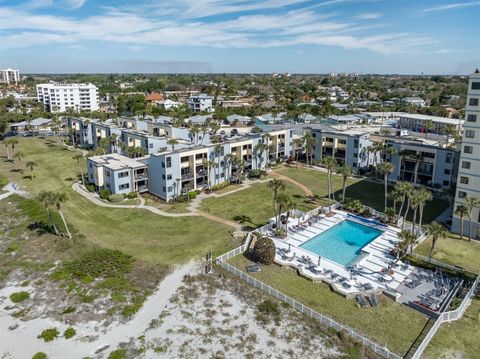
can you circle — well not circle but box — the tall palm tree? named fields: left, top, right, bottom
left=3, top=139, right=11, bottom=161
left=401, top=182, right=414, bottom=231
left=10, top=138, right=18, bottom=162
left=14, top=151, right=24, bottom=171
left=25, top=160, right=38, bottom=180
left=167, top=138, right=179, bottom=151
left=53, top=192, right=72, bottom=239
left=268, top=179, right=286, bottom=228
left=254, top=143, right=267, bottom=169
left=203, top=159, right=215, bottom=188
left=37, top=191, right=59, bottom=236
left=275, top=191, right=294, bottom=234
left=189, top=124, right=200, bottom=145
left=377, top=162, right=394, bottom=212
left=73, top=153, right=86, bottom=186
left=214, top=144, right=223, bottom=184
left=410, top=191, right=421, bottom=235
left=303, top=133, right=316, bottom=166
left=398, top=149, right=409, bottom=181
left=224, top=153, right=236, bottom=180
left=423, top=119, right=434, bottom=139
left=464, top=197, right=480, bottom=242
left=417, top=187, right=432, bottom=231
left=425, top=222, right=447, bottom=258
left=321, top=156, right=337, bottom=212
left=337, top=165, right=353, bottom=204
left=413, top=152, right=424, bottom=185
left=398, top=230, right=417, bottom=259
left=293, top=137, right=304, bottom=166
left=454, top=205, right=468, bottom=241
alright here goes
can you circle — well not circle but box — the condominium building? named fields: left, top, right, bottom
left=452, top=70, right=480, bottom=239
left=1, top=68, right=20, bottom=84
left=187, top=94, right=213, bottom=112
left=36, top=82, right=99, bottom=112
left=87, top=154, right=149, bottom=195
left=397, top=113, right=464, bottom=135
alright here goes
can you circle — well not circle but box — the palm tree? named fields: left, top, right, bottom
left=203, top=159, right=215, bottom=188
left=268, top=179, right=286, bottom=228
left=464, top=197, right=480, bottom=242
left=37, top=191, right=59, bottom=236
left=385, top=207, right=396, bottom=224
left=53, top=192, right=72, bottom=239
left=413, top=152, right=424, bottom=185
left=410, top=191, right=421, bottom=235
left=73, top=153, right=86, bottom=186
left=423, top=119, right=434, bottom=138
left=275, top=191, right=294, bottom=234
left=293, top=137, right=304, bottom=166
left=4, top=139, right=11, bottom=161
left=214, top=144, right=223, bottom=184
left=417, top=187, right=432, bottom=231
left=398, top=230, right=417, bottom=259
left=189, top=124, right=200, bottom=145
left=377, top=162, right=394, bottom=212
left=398, top=149, right=409, bottom=180
left=26, top=160, right=38, bottom=180
left=401, top=182, right=415, bottom=231
left=454, top=205, right=468, bottom=241
left=109, top=134, right=119, bottom=153
left=303, top=133, right=316, bottom=166
left=321, top=156, right=337, bottom=212
left=167, top=138, right=179, bottom=151
left=254, top=143, right=267, bottom=169
left=10, top=138, right=18, bottom=162
left=425, top=222, right=447, bottom=258
left=14, top=151, right=24, bottom=171
left=337, top=165, right=353, bottom=204
left=224, top=153, right=236, bottom=180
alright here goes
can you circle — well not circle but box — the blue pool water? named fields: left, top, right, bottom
left=299, top=220, right=382, bottom=266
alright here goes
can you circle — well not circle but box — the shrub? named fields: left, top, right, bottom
left=65, top=248, right=134, bottom=279
left=126, top=192, right=137, bottom=199
left=10, top=291, right=30, bottom=303
left=61, top=306, right=76, bottom=314
left=108, top=194, right=124, bottom=203
left=251, top=237, right=276, bottom=265
left=108, top=349, right=126, bottom=359
left=99, top=188, right=111, bottom=200
left=38, top=328, right=59, bottom=342
left=86, top=183, right=95, bottom=192
left=64, top=327, right=76, bottom=339
left=32, top=352, right=48, bottom=359
left=257, top=299, right=280, bottom=317
left=187, top=190, right=198, bottom=199
left=248, top=169, right=266, bottom=179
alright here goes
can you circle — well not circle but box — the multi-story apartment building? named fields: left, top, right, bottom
left=397, top=113, right=464, bottom=135
left=1, top=68, right=20, bottom=84
left=452, top=70, right=480, bottom=239
left=87, top=154, right=149, bottom=195
left=187, top=94, right=213, bottom=112
left=309, top=127, right=377, bottom=171
left=36, top=82, right=99, bottom=112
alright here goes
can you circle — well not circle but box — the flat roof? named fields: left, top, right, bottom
left=88, top=153, right=147, bottom=170
left=398, top=113, right=464, bottom=125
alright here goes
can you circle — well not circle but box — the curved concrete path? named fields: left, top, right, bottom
left=269, top=172, right=315, bottom=198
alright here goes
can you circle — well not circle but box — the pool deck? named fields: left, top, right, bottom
left=267, top=210, right=414, bottom=297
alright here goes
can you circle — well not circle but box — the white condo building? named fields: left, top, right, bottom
left=1, top=68, right=20, bottom=84
left=36, top=82, right=99, bottom=112
left=452, top=70, right=480, bottom=239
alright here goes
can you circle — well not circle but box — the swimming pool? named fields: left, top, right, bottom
left=299, top=220, right=383, bottom=266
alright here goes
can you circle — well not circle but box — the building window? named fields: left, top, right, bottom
left=149, top=143, right=154, bottom=149
left=118, top=171, right=129, bottom=178
left=162, top=174, right=165, bottom=180
left=166, top=157, right=172, bottom=168
left=469, top=98, right=479, bottom=106
left=462, top=161, right=471, bottom=169
left=89, top=163, right=92, bottom=168
left=106, top=170, right=111, bottom=177
left=167, top=174, right=172, bottom=180
left=458, top=191, right=467, bottom=199
left=464, top=146, right=473, bottom=154
left=167, top=186, right=173, bottom=192
left=460, top=176, right=469, bottom=184
left=445, top=153, right=453, bottom=163
left=353, top=139, right=359, bottom=148
left=119, top=183, right=130, bottom=190
left=467, top=114, right=477, bottom=122
left=444, top=169, right=451, bottom=175
left=352, top=162, right=357, bottom=167
left=472, top=82, right=480, bottom=90
left=465, top=130, right=475, bottom=138
left=443, top=180, right=449, bottom=186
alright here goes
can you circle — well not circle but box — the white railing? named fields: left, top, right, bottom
left=410, top=276, right=478, bottom=359
left=216, top=247, right=402, bottom=359
left=409, top=253, right=466, bottom=273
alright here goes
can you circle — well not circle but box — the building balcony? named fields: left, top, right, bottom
left=181, top=172, right=194, bottom=180
left=138, top=185, right=148, bottom=193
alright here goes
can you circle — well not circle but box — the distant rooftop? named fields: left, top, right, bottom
left=88, top=153, right=147, bottom=170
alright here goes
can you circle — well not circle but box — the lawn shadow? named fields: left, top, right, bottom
left=22, top=175, right=33, bottom=180
left=10, top=169, right=23, bottom=173
left=233, top=214, right=260, bottom=231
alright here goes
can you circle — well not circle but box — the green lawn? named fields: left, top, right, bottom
left=227, top=255, right=428, bottom=356
left=0, top=137, right=237, bottom=265
left=200, top=181, right=316, bottom=229
left=276, top=166, right=449, bottom=223
left=415, top=233, right=480, bottom=274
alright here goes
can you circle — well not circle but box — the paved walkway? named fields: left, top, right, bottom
left=0, top=182, right=29, bottom=201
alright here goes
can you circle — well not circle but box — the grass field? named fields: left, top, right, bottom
left=0, top=137, right=237, bottom=265
left=200, top=181, right=317, bottom=229
left=276, top=166, right=449, bottom=223
left=227, top=255, right=428, bottom=356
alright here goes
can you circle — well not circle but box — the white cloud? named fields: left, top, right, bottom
left=65, top=0, right=87, bottom=9
left=0, top=3, right=436, bottom=54
left=355, top=12, right=383, bottom=19
left=419, top=1, right=480, bottom=14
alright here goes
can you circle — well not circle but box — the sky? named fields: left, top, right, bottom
left=0, top=0, right=479, bottom=74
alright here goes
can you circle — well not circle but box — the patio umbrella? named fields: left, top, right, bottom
left=288, top=243, right=291, bottom=252
left=318, top=256, right=321, bottom=266
left=350, top=270, right=353, bottom=281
